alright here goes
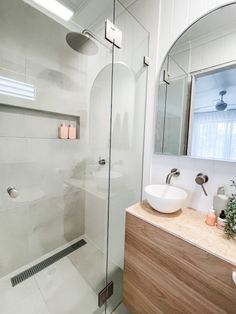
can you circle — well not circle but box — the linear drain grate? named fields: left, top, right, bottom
left=11, top=239, right=86, bottom=287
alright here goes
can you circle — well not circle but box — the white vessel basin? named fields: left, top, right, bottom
left=144, top=184, right=187, bottom=213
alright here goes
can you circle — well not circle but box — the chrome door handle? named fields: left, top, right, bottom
left=98, top=157, right=106, bottom=165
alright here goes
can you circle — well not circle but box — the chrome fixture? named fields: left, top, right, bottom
left=98, top=157, right=106, bottom=165
left=166, top=168, right=180, bottom=185
left=66, top=30, right=99, bottom=55
left=66, top=26, right=112, bottom=55
left=66, top=20, right=122, bottom=55
left=162, top=70, right=170, bottom=85
left=233, top=271, right=236, bottom=286
left=195, top=173, right=208, bottom=196
left=7, top=186, right=19, bottom=199
left=105, top=19, right=122, bottom=48
left=143, top=56, right=151, bottom=66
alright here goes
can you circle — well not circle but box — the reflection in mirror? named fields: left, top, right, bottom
left=155, top=3, right=236, bottom=162
left=190, top=65, right=236, bottom=160
left=155, top=56, right=189, bottom=155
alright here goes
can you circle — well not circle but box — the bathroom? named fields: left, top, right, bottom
left=0, top=0, right=235, bottom=313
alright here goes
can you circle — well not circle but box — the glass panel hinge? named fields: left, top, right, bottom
left=144, top=56, right=151, bottom=66
left=105, top=20, right=122, bottom=48
left=163, top=70, right=170, bottom=84
left=98, top=281, right=114, bottom=307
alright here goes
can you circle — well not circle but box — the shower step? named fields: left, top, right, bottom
left=11, top=239, right=86, bottom=287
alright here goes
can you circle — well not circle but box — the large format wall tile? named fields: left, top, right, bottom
left=28, top=196, right=65, bottom=261
left=64, top=189, right=85, bottom=242
left=0, top=206, right=29, bottom=277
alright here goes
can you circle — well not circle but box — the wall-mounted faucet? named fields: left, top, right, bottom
left=195, top=173, right=208, bottom=196
left=166, top=168, right=180, bottom=185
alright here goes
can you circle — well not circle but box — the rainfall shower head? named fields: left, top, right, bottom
left=66, top=30, right=99, bottom=55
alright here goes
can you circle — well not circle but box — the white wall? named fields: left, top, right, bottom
left=121, top=0, right=160, bottom=188
left=151, top=0, right=236, bottom=213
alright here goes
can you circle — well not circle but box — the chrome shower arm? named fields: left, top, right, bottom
left=82, top=29, right=111, bottom=50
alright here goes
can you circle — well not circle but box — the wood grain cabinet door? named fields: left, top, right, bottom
left=123, top=213, right=236, bottom=314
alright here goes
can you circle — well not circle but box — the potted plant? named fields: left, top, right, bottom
left=225, top=180, right=236, bottom=239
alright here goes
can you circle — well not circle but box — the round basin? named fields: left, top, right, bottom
left=144, top=184, right=188, bottom=213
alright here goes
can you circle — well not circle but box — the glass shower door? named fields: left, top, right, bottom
left=106, top=2, right=150, bottom=312
left=0, top=0, right=114, bottom=313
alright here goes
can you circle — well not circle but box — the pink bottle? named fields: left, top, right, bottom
left=68, top=124, right=76, bottom=139
left=58, top=123, right=68, bottom=139
left=205, top=207, right=216, bottom=226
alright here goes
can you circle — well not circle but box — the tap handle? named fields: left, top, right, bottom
left=170, top=168, right=180, bottom=176
left=200, top=183, right=208, bottom=196
left=195, top=173, right=208, bottom=196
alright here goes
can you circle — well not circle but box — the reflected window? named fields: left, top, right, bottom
left=191, top=65, right=236, bottom=161
left=0, top=76, right=36, bottom=100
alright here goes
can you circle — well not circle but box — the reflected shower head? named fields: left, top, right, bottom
left=66, top=30, right=98, bottom=55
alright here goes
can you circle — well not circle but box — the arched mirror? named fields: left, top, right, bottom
left=155, top=3, right=236, bottom=162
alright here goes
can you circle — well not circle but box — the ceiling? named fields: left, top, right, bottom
left=195, top=65, right=236, bottom=111
left=26, top=0, right=139, bottom=39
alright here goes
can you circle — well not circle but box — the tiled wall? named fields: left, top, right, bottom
left=171, top=25, right=236, bottom=74
left=0, top=0, right=88, bottom=277
left=150, top=0, right=236, bottom=213
left=156, top=0, right=235, bottom=69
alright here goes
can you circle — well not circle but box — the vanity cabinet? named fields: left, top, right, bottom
left=123, top=212, right=236, bottom=314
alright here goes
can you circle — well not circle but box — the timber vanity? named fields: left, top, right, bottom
left=123, top=202, right=236, bottom=314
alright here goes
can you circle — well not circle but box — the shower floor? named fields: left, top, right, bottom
left=0, top=236, right=115, bottom=314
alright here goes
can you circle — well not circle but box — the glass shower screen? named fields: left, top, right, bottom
left=0, top=0, right=149, bottom=313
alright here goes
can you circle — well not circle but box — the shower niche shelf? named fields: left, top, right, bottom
left=0, top=103, right=80, bottom=140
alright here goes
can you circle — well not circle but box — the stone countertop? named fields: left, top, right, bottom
left=126, top=201, right=236, bottom=267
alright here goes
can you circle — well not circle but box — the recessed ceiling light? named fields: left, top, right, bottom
left=31, top=0, right=74, bottom=21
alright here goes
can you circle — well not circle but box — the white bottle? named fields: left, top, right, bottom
left=213, top=186, right=229, bottom=217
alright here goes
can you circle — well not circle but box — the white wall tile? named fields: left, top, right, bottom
left=151, top=155, right=229, bottom=213
left=126, top=0, right=160, bottom=188
left=188, top=0, right=208, bottom=24
left=172, top=0, right=190, bottom=41
left=150, top=0, right=236, bottom=213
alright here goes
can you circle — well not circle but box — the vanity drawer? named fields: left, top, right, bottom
left=123, top=213, right=236, bottom=314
